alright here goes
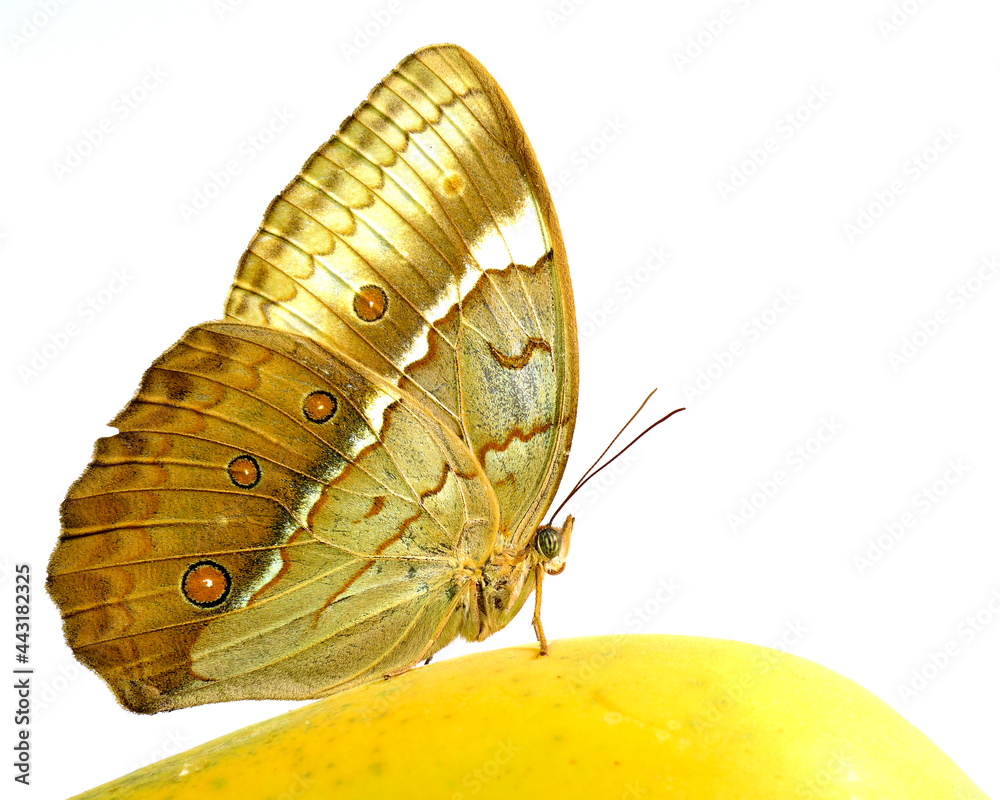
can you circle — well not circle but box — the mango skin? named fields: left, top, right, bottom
left=73, top=635, right=988, bottom=799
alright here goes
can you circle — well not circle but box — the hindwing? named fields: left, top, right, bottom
left=49, top=323, right=497, bottom=711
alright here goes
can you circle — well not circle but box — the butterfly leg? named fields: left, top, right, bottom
left=531, top=563, right=549, bottom=656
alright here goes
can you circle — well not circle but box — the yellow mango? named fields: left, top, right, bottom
left=73, top=635, right=988, bottom=799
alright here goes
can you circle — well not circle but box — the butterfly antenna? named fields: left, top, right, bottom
left=547, top=394, right=685, bottom=525
left=566, top=388, right=658, bottom=499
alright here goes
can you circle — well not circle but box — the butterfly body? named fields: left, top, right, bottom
left=48, top=44, right=578, bottom=713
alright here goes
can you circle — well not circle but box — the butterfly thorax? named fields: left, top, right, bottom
left=460, top=515, right=573, bottom=642
left=467, top=548, right=538, bottom=641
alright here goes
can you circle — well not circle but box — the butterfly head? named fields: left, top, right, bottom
left=533, top=515, right=573, bottom=576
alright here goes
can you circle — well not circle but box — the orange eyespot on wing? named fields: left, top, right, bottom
left=441, top=172, right=464, bottom=196
left=227, top=454, right=261, bottom=488
left=353, top=285, right=388, bottom=322
left=303, top=390, right=337, bottom=423
left=182, top=561, right=231, bottom=608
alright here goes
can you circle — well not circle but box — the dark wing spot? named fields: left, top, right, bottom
left=488, top=337, right=552, bottom=370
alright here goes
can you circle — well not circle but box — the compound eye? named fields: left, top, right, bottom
left=534, top=526, right=562, bottom=561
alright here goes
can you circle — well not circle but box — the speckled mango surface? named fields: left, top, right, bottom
left=73, top=635, right=988, bottom=799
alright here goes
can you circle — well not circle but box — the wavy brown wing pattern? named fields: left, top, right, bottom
left=49, top=323, right=498, bottom=712
left=225, top=44, right=578, bottom=549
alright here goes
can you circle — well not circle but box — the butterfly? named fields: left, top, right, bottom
left=47, top=44, right=580, bottom=713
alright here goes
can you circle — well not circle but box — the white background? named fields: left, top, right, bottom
left=3, top=0, right=998, bottom=797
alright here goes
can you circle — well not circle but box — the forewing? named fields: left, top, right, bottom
left=225, top=44, right=578, bottom=546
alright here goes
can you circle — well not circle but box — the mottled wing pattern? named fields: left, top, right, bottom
left=225, top=45, right=578, bottom=548
left=48, top=323, right=497, bottom=711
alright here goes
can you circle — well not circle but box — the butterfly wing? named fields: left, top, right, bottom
left=48, top=323, right=497, bottom=712
left=225, top=45, right=578, bottom=549
left=49, top=45, right=576, bottom=712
